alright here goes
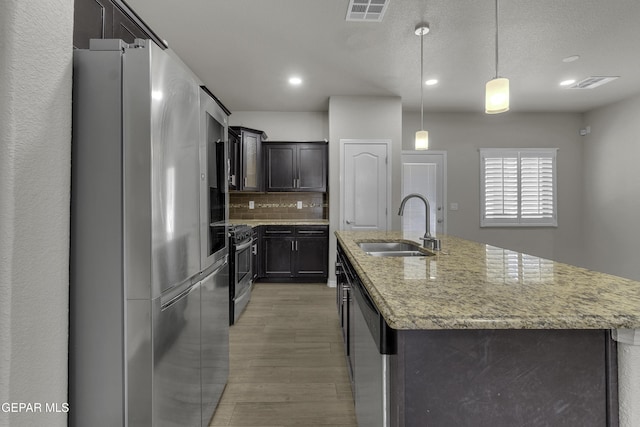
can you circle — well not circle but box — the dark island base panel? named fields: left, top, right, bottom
left=395, top=329, right=618, bottom=427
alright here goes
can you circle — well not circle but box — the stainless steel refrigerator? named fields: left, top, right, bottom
left=70, top=39, right=230, bottom=426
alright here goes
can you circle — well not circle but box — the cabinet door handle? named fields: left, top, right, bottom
left=295, top=240, right=298, bottom=251
left=291, top=241, right=294, bottom=251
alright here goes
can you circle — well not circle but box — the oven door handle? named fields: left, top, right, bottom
left=235, top=239, right=252, bottom=252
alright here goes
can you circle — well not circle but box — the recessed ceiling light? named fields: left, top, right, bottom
left=562, top=55, right=580, bottom=63
left=560, top=79, right=576, bottom=86
left=425, top=79, right=438, bottom=86
left=288, top=76, right=302, bottom=86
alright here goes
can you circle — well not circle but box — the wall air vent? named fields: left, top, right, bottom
left=346, top=0, right=390, bottom=22
left=568, top=76, right=619, bottom=89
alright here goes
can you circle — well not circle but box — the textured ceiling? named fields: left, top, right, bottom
left=125, top=0, right=640, bottom=113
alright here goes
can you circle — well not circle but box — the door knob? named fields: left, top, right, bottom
left=346, top=220, right=353, bottom=225
left=437, top=219, right=443, bottom=223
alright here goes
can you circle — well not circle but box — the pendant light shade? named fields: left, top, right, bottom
left=415, top=23, right=430, bottom=150
left=415, top=130, right=429, bottom=150
left=485, top=0, right=509, bottom=114
left=485, top=77, right=509, bottom=114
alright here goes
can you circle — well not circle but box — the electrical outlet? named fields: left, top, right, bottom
left=249, top=201, right=255, bottom=209
left=297, top=201, right=303, bottom=209
left=450, top=202, right=459, bottom=211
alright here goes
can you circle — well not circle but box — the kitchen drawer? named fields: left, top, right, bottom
left=262, top=225, right=295, bottom=236
left=296, top=225, right=329, bottom=237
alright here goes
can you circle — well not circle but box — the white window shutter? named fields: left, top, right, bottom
left=520, top=155, right=555, bottom=222
left=480, top=148, right=557, bottom=227
left=484, top=156, right=518, bottom=220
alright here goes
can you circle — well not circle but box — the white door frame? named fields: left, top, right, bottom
left=401, top=150, right=447, bottom=235
left=340, top=139, right=392, bottom=231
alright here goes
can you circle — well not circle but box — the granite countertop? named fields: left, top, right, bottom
left=230, top=219, right=329, bottom=227
left=336, top=230, right=640, bottom=330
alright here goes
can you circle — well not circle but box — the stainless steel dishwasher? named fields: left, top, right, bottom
left=351, top=275, right=397, bottom=427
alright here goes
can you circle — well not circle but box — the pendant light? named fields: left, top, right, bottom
left=415, top=23, right=430, bottom=150
left=485, top=0, right=509, bottom=114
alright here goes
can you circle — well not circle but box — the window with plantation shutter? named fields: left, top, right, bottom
left=480, top=148, right=558, bottom=227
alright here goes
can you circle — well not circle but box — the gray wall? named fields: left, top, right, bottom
left=229, top=111, right=328, bottom=141
left=582, top=93, right=640, bottom=281
left=232, top=107, right=585, bottom=271
left=328, top=96, right=403, bottom=282
left=581, top=92, right=640, bottom=427
left=0, top=1, right=72, bottom=425
left=402, top=111, right=585, bottom=266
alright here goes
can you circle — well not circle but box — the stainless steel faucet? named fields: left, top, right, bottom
left=398, top=193, right=441, bottom=251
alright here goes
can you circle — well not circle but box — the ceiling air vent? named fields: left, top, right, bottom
left=346, top=0, right=390, bottom=22
left=568, top=76, right=619, bottom=89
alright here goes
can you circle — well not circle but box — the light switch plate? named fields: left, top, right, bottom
left=297, top=201, right=303, bottom=209
left=249, top=201, right=255, bottom=209
left=450, top=202, right=459, bottom=211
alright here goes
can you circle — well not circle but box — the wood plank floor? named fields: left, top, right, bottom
left=209, top=283, right=357, bottom=427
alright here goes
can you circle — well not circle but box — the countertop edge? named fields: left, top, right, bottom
left=335, top=231, right=640, bottom=331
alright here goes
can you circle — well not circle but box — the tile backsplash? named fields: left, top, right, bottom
left=230, top=192, right=328, bottom=220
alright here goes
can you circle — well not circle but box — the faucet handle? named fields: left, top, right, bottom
left=419, top=236, right=441, bottom=251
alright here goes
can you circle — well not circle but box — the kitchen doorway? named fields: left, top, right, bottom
left=401, top=151, right=447, bottom=236
left=340, top=140, right=391, bottom=231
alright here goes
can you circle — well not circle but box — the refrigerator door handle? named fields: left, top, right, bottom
left=161, top=282, right=199, bottom=311
left=201, top=258, right=227, bottom=280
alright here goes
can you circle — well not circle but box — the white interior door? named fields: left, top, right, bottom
left=401, top=151, right=446, bottom=236
left=341, top=141, right=390, bottom=231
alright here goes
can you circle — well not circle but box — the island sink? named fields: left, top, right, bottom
left=357, top=241, right=433, bottom=257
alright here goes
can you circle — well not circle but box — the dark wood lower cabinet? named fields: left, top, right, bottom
left=295, top=237, right=328, bottom=277
left=260, top=225, right=328, bottom=282
left=263, top=236, right=295, bottom=277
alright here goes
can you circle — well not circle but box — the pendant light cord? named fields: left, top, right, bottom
left=495, top=0, right=499, bottom=79
left=420, top=29, right=424, bottom=131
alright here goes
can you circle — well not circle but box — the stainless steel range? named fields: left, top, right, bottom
left=229, top=224, right=253, bottom=324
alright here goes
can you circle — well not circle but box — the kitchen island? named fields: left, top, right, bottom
left=335, top=230, right=640, bottom=427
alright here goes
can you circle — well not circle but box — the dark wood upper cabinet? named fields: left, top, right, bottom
left=74, top=0, right=111, bottom=49
left=230, top=126, right=267, bottom=192
left=112, top=5, right=147, bottom=44
left=228, top=127, right=240, bottom=191
left=298, top=144, right=327, bottom=191
left=74, top=0, right=166, bottom=49
left=264, top=142, right=327, bottom=192
left=265, top=144, right=296, bottom=191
